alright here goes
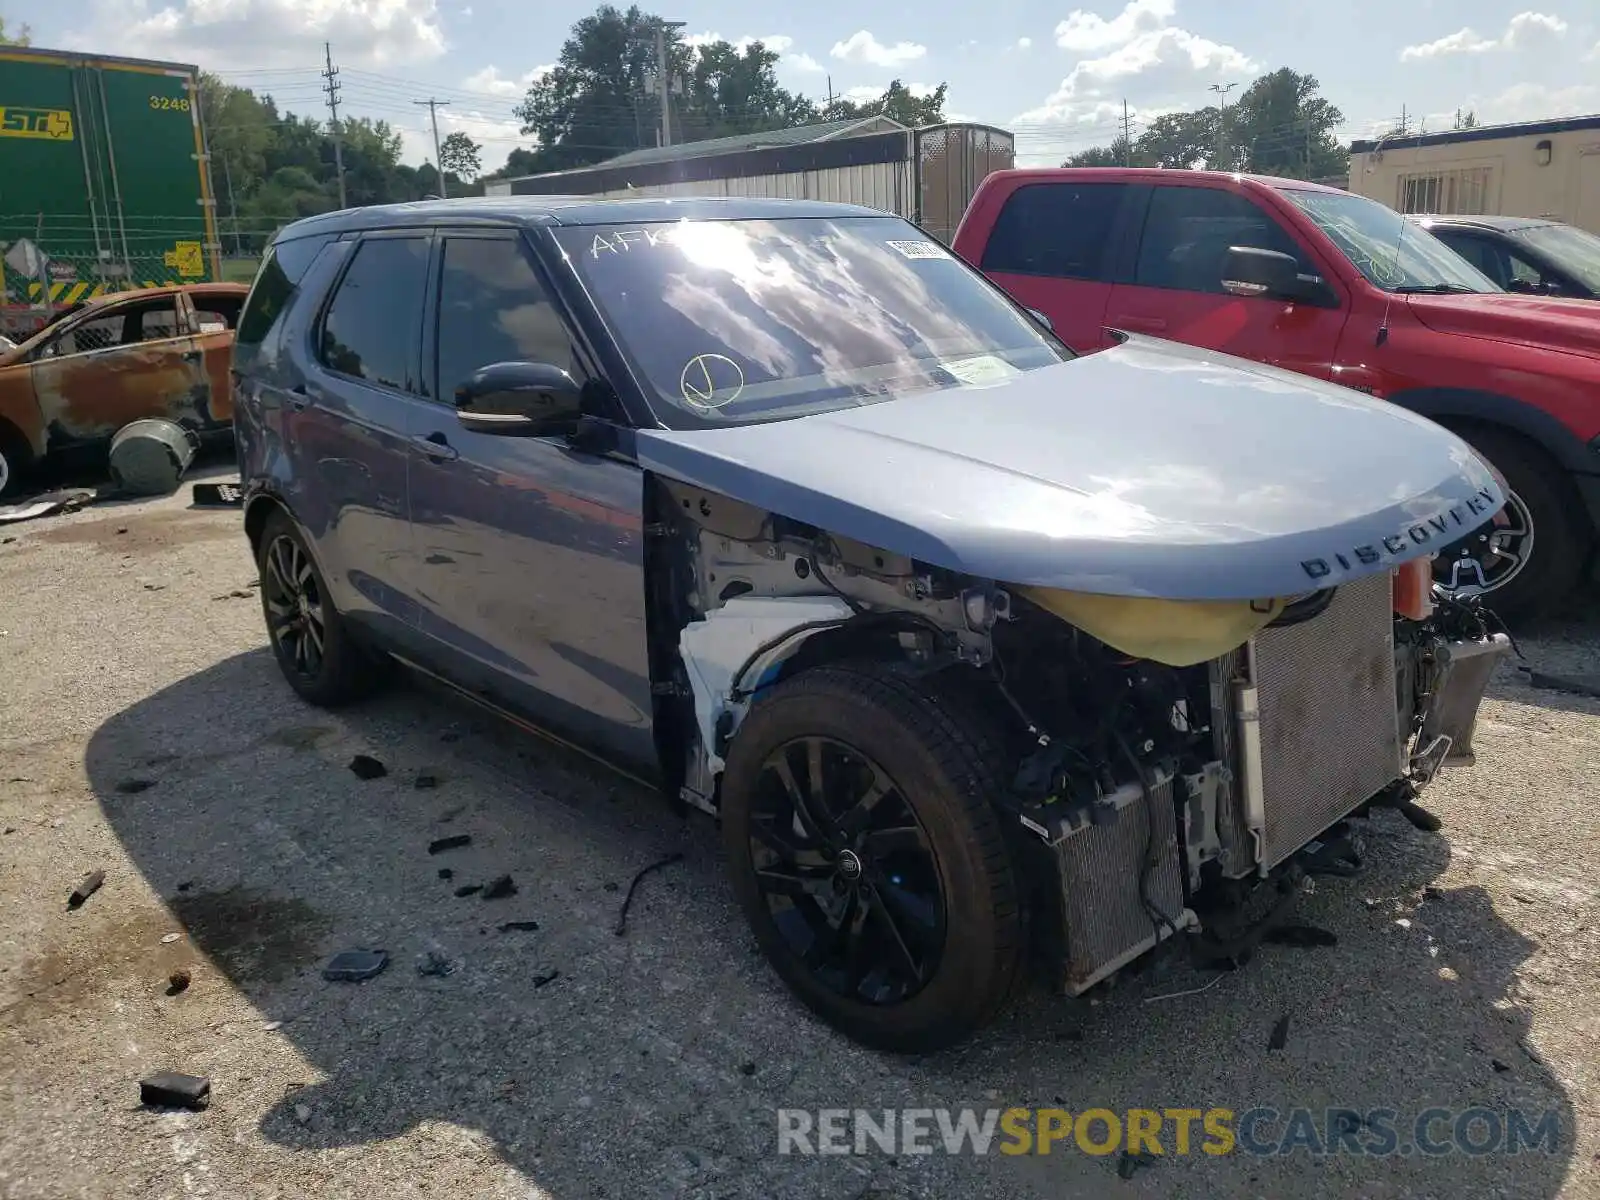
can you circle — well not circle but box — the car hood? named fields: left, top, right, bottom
left=1406, top=292, right=1600, bottom=357
left=633, top=335, right=1504, bottom=600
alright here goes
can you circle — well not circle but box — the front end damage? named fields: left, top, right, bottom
left=651, top=477, right=1511, bottom=997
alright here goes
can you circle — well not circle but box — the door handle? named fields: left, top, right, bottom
left=414, top=431, right=460, bottom=462
left=1117, top=315, right=1167, bottom=333
left=181, top=349, right=203, bottom=363
left=287, top=383, right=309, bottom=412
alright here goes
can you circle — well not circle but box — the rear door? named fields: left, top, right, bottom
left=1104, top=183, right=1349, bottom=380
left=972, top=180, right=1133, bottom=353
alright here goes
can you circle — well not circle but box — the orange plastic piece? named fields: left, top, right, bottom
left=1393, top=559, right=1434, bottom=621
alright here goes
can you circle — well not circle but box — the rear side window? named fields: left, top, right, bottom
left=236, top=234, right=333, bottom=349
left=433, top=235, right=578, bottom=403
left=979, top=182, right=1126, bottom=281
left=317, top=237, right=429, bottom=392
left=1134, top=187, right=1308, bottom=294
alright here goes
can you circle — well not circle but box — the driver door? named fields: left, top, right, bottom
left=406, top=228, right=656, bottom=773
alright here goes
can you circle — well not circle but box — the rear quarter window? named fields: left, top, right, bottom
left=236, top=234, right=334, bottom=350
left=979, top=182, right=1127, bottom=281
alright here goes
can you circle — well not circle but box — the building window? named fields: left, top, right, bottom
left=1397, top=167, right=1493, bottom=215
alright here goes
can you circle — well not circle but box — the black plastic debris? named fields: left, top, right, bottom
left=429, top=834, right=471, bottom=854
left=614, top=852, right=685, bottom=936
left=140, top=1072, right=211, bottom=1110
left=1525, top=669, right=1600, bottom=700
left=1492, top=1058, right=1511, bottom=1073
left=176, top=881, right=193, bottom=893
left=68, top=870, right=106, bottom=910
left=167, top=969, right=192, bottom=996
left=482, top=875, right=517, bottom=900
left=602, top=881, right=619, bottom=893
left=438, top=868, right=454, bottom=881
left=1117, top=1150, right=1157, bottom=1180
left=414, top=773, right=439, bottom=790
left=417, top=952, right=456, bottom=978
left=533, top=969, right=560, bottom=988
left=498, top=921, right=539, bottom=933
left=739, top=1062, right=757, bottom=1077
left=115, top=778, right=155, bottom=795
left=1268, top=1014, right=1291, bottom=1051
left=1263, top=924, right=1339, bottom=949
left=454, top=885, right=483, bottom=898
left=191, top=481, right=244, bottom=508
left=348, top=755, right=387, bottom=781
left=322, top=949, right=389, bottom=982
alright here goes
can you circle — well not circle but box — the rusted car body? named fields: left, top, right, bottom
left=0, top=282, right=248, bottom=493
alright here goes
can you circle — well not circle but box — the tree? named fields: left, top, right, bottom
left=1135, top=110, right=1217, bottom=168
left=439, top=131, right=482, bottom=180
left=1064, top=136, right=1140, bottom=167
left=0, top=16, right=30, bottom=44
left=1454, top=108, right=1479, bottom=130
left=824, top=80, right=947, bottom=127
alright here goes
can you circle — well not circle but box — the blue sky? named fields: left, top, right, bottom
left=23, top=0, right=1600, bottom=171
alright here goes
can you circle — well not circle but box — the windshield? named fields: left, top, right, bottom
left=553, top=216, right=1070, bottom=428
left=1278, top=188, right=1502, bottom=294
left=1514, top=223, right=1600, bottom=294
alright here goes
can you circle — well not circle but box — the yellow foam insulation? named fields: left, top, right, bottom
left=1016, top=586, right=1294, bottom=667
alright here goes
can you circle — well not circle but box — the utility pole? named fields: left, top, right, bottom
left=221, top=152, right=241, bottom=255
left=656, top=19, right=685, bottom=147
left=1208, top=82, right=1237, bottom=168
left=414, top=98, right=451, bottom=197
left=1121, top=99, right=1132, bottom=165
left=322, top=42, right=348, bottom=209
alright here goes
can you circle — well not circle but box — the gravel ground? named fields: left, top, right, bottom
left=1, top=470, right=1597, bottom=1199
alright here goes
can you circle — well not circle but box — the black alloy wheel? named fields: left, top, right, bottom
left=748, top=736, right=946, bottom=1006
left=262, top=532, right=327, bottom=679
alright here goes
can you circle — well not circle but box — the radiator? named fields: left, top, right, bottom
left=1056, top=770, right=1188, bottom=993
left=1210, top=573, right=1402, bottom=876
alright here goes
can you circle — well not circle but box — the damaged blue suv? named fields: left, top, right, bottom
left=233, top=196, right=1510, bottom=1052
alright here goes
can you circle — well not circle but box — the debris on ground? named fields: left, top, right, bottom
left=67, top=870, right=106, bottom=910
left=348, top=755, right=387, bottom=781
left=191, top=482, right=244, bottom=509
left=140, top=1072, right=211, bottom=1110
left=166, top=969, right=192, bottom=995
left=498, top=921, right=539, bottom=933
left=740, top=1062, right=757, bottom=1076
left=614, top=852, right=685, bottom=936
left=533, top=970, right=560, bottom=989
left=414, top=773, right=439, bottom=790
left=602, top=881, right=619, bottom=893
left=1117, top=1150, right=1158, bottom=1180
left=417, top=952, right=456, bottom=978
left=293, top=1103, right=313, bottom=1127
left=160, top=933, right=181, bottom=944
left=454, top=885, right=483, bottom=898
left=1263, top=924, right=1339, bottom=949
left=482, top=874, right=517, bottom=900
left=1492, top=1058, right=1511, bottom=1073
left=211, top=589, right=254, bottom=601
left=322, top=949, right=389, bottom=982
left=437, top=868, right=454, bottom=881
left=176, top=881, right=193, bottom=893
left=0, top=490, right=96, bottom=525
left=429, top=835, right=471, bottom=854
left=114, top=778, right=155, bottom=795
left=1524, top=669, right=1600, bottom=700
left=1268, top=1014, right=1291, bottom=1051
left=437, top=806, right=465, bottom=823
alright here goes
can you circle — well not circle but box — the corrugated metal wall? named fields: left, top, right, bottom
left=510, top=160, right=917, bottom=216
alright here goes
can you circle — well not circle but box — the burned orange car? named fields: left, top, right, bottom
left=0, top=282, right=248, bottom=496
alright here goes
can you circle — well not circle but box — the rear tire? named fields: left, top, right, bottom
left=256, top=509, right=386, bottom=707
left=1434, top=427, right=1586, bottom=622
left=719, top=663, right=1024, bottom=1053
left=0, top=421, right=34, bottom=499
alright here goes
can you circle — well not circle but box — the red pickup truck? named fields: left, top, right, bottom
left=952, top=168, right=1600, bottom=620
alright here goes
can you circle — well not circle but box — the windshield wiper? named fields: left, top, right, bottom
left=1392, top=283, right=1481, bottom=295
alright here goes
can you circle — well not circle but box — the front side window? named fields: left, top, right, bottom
left=317, top=236, right=429, bottom=391
left=434, top=235, right=577, bottom=403
left=1135, top=186, right=1311, bottom=294
left=553, top=216, right=1071, bottom=429
left=978, top=182, right=1127, bottom=281
left=1513, top=223, right=1600, bottom=295
left=1280, top=188, right=1500, bottom=294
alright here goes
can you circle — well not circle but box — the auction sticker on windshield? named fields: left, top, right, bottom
left=886, top=240, right=949, bottom=260
left=939, top=354, right=1023, bottom=388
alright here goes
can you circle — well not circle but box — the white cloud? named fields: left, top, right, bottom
left=1055, top=0, right=1174, bottom=52
left=76, top=0, right=446, bottom=69
left=786, top=52, right=825, bottom=73
left=1017, top=36, right=1032, bottom=49
left=1400, top=11, right=1568, bottom=60
left=681, top=31, right=821, bottom=74
left=1473, top=80, right=1600, bottom=125
left=842, top=81, right=939, bottom=104
left=461, top=64, right=549, bottom=98
left=830, top=30, right=928, bottom=68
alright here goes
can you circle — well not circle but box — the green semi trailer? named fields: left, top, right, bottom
left=0, top=45, right=220, bottom=340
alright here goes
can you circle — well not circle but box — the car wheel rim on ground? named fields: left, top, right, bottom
left=262, top=534, right=327, bottom=678
left=1434, top=487, right=1534, bottom=600
left=0, top=447, right=10, bottom=496
left=749, top=735, right=946, bottom=1005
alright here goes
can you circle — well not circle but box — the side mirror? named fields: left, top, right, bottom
left=1024, top=307, right=1054, bottom=333
left=1220, top=246, right=1309, bottom=301
left=455, top=361, right=581, bottom=436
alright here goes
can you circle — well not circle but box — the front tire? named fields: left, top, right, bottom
left=1434, top=428, right=1586, bottom=621
left=256, top=509, right=385, bottom=707
left=719, top=663, right=1024, bottom=1053
left=0, top=421, right=34, bottom=499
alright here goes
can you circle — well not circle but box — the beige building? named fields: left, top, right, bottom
left=1348, top=115, right=1600, bottom=233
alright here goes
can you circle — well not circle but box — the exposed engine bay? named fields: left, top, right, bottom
left=649, top=477, right=1512, bottom=995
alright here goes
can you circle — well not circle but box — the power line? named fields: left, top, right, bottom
left=322, top=43, right=348, bottom=209
left=414, top=98, right=452, bottom=196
